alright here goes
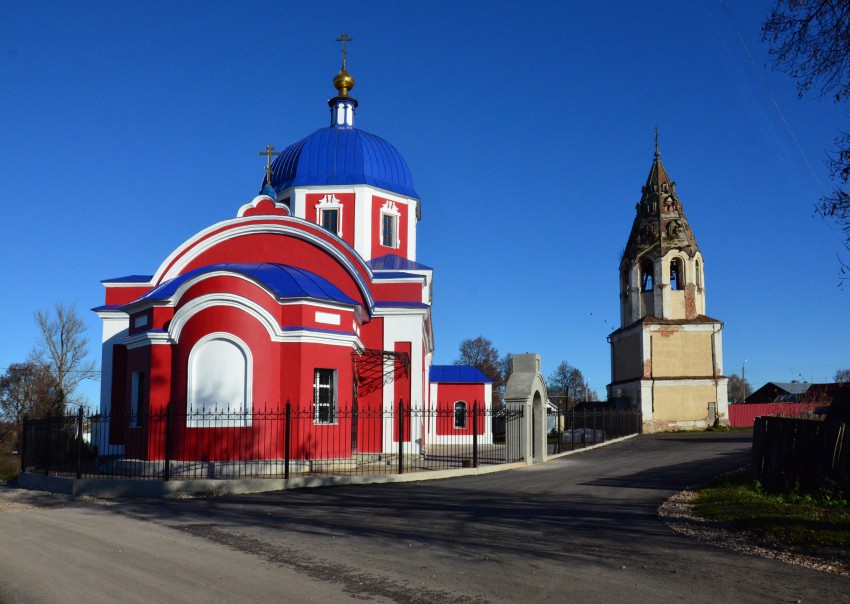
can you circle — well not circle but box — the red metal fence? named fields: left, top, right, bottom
left=728, top=403, right=823, bottom=428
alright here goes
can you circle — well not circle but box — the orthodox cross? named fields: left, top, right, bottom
left=258, top=145, right=281, bottom=185
left=654, top=127, right=660, bottom=158
left=336, top=33, right=353, bottom=67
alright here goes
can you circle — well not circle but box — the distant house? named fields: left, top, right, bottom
left=746, top=382, right=845, bottom=404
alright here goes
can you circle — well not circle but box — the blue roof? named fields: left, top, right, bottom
left=371, top=271, right=425, bottom=281
left=102, top=275, right=153, bottom=284
left=368, top=254, right=432, bottom=271
left=430, top=365, right=493, bottom=384
left=135, top=263, right=360, bottom=307
left=268, top=127, right=419, bottom=199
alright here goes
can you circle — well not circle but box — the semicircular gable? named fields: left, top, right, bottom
left=152, top=218, right=374, bottom=311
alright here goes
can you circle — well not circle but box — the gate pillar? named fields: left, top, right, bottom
left=504, top=353, right=549, bottom=465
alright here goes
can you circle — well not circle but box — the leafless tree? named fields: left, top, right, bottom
left=32, top=303, right=98, bottom=413
left=727, top=373, right=753, bottom=404
left=762, top=0, right=850, bottom=274
left=455, top=336, right=504, bottom=405
left=0, top=362, right=56, bottom=449
left=547, top=360, right=592, bottom=408
left=835, top=368, right=850, bottom=383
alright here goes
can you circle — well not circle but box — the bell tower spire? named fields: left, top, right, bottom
left=619, top=137, right=704, bottom=325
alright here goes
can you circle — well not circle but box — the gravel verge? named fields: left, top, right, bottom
left=659, top=488, right=850, bottom=577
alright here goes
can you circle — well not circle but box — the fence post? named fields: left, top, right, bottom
left=20, top=413, right=28, bottom=473
left=76, top=406, right=84, bottom=479
left=555, top=403, right=562, bottom=454
left=397, top=399, right=404, bottom=475
left=164, top=403, right=172, bottom=481
left=571, top=406, right=575, bottom=450
left=472, top=401, right=479, bottom=468
left=284, top=401, right=291, bottom=480
left=44, top=412, right=52, bottom=477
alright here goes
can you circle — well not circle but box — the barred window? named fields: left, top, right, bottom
left=314, top=368, right=337, bottom=424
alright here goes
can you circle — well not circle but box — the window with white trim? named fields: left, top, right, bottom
left=454, top=401, right=467, bottom=429
left=130, top=371, right=145, bottom=428
left=379, top=200, right=401, bottom=248
left=381, top=213, right=396, bottom=248
left=187, top=334, right=252, bottom=427
left=313, top=368, right=337, bottom=424
left=315, top=194, right=343, bottom=237
left=321, top=208, right=339, bottom=234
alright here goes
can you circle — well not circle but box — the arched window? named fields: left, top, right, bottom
left=187, top=334, right=252, bottom=427
left=640, top=260, right=654, bottom=292
left=454, top=401, right=467, bottom=429
left=670, top=257, right=684, bottom=290
left=695, top=260, right=702, bottom=288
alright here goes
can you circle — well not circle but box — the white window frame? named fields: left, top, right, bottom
left=379, top=200, right=401, bottom=248
left=315, top=194, right=343, bottom=237
left=313, top=368, right=338, bottom=424
left=454, top=401, right=468, bottom=429
left=187, top=333, right=253, bottom=427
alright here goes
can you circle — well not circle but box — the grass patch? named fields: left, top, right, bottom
left=0, top=445, right=20, bottom=482
left=695, top=471, right=850, bottom=549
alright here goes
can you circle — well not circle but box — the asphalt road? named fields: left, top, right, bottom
left=1, top=432, right=848, bottom=603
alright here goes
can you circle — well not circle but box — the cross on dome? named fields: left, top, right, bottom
left=257, top=145, right=281, bottom=185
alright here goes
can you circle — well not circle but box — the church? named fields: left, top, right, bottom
left=94, top=39, right=492, bottom=463
left=607, top=142, right=729, bottom=432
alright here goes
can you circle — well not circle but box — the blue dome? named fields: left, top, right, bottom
left=267, top=127, right=419, bottom=199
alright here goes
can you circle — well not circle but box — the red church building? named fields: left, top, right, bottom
left=94, top=46, right=492, bottom=465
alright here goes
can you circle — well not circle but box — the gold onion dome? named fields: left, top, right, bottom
left=333, top=67, right=354, bottom=97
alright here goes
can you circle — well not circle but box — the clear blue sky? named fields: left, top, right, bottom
left=1, top=1, right=848, bottom=408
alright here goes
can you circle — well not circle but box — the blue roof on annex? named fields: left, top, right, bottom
left=136, top=263, right=360, bottom=307
left=368, top=254, right=432, bottom=271
left=430, top=365, right=493, bottom=384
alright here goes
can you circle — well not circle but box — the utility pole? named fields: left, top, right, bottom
left=742, top=358, right=748, bottom=403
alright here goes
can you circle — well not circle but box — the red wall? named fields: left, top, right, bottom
left=434, top=383, right=486, bottom=436
left=728, top=403, right=823, bottom=427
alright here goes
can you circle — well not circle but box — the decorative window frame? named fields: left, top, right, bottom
left=380, top=200, right=401, bottom=249
left=187, top=332, right=253, bottom=427
left=315, top=194, right=343, bottom=237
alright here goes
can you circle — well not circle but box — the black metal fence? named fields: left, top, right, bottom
left=21, top=402, right=525, bottom=481
left=549, top=406, right=643, bottom=453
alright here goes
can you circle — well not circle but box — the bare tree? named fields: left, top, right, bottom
left=455, top=336, right=504, bottom=405
left=835, top=368, right=850, bottom=383
left=547, top=360, right=591, bottom=408
left=32, top=303, right=97, bottom=413
left=0, top=362, right=56, bottom=448
left=762, top=0, right=850, bottom=272
left=727, top=373, right=753, bottom=404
